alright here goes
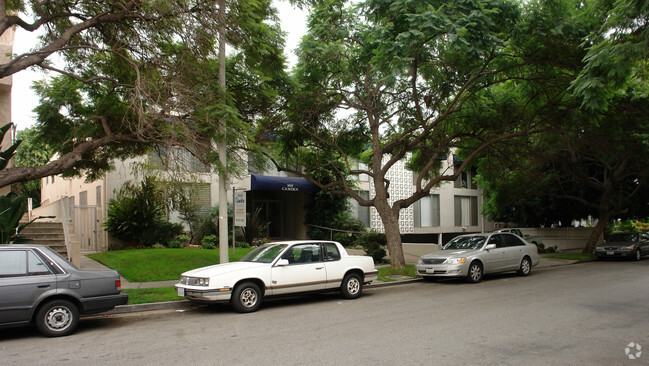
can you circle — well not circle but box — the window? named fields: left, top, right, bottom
left=454, top=167, right=478, bottom=189
left=454, top=196, right=478, bottom=227
left=0, top=250, right=52, bottom=277
left=0, top=250, right=27, bottom=276
left=414, top=194, right=440, bottom=227
left=79, top=191, right=88, bottom=207
left=487, top=234, right=506, bottom=248
left=281, top=244, right=322, bottom=264
left=324, top=243, right=341, bottom=261
left=502, top=234, right=525, bottom=247
left=353, top=191, right=370, bottom=227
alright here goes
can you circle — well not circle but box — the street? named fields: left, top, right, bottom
left=1, top=260, right=648, bottom=366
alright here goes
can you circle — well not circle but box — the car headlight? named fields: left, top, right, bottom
left=418, top=258, right=423, bottom=264
left=443, top=257, right=466, bottom=265
left=620, top=245, right=635, bottom=250
left=182, top=276, right=210, bottom=286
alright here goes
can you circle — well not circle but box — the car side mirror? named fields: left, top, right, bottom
left=485, top=244, right=496, bottom=250
left=276, top=259, right=289, bottom=266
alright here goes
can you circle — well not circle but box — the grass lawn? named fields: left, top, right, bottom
left=377, top=264, right=417, bottom=282
left=87, top=247, right=254, bottom=282
left=542, top=253, right=596, bottom=261
left=124, top=287, right=183, bottom=305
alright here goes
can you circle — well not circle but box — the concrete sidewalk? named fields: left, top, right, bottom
left=80, top=252, right=580, bottom=290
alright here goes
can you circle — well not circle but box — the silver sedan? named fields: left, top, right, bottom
left=416, top=233, right=541, bottom=283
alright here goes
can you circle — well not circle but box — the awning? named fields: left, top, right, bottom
left=249, top=174, right=320, bottom=193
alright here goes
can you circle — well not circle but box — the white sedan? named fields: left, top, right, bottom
left=175, top=240, right=378, bottom=312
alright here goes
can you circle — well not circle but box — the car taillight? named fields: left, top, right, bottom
left=116, top=279, right=122, bottom=291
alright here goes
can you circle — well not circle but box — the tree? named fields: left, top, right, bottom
left=11, top=127, right=55, bottom=205
left=0, top=0, right=287, bottom=188
left=264, top=0, right=550, bottom=269
left=475, top=0, right=649, bottom=253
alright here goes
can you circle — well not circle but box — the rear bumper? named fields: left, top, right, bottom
left=81, top=293, right=129, bottom=314
left=364, top=270, right=379, bottom=284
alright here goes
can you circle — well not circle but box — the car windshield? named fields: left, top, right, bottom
left=443, top=236, right=486, bottom=250
left=239, top=244, right=287, bottom=263
left=607, top=233, right=639, bottom=242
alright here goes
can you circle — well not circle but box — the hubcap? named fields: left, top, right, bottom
left=522, top=259, right=530, bottom=273
left=240, top=288, right=258, bottom=308
left=470, top=265, right=481, bottom=281
left=45, top=307, right=72, bottom=331
left=347, top=278, right=360, bottom=294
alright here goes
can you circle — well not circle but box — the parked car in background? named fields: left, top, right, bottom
left=0, top=244, right=128, bottom=337
left=495, top=228, right=544, bottom=246
left=416, top=233, right=540, bottom=283
left=595, top=232, right=649, bottom=261
left=175, top=240, right=378, bottom=313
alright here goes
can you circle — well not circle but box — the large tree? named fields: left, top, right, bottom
left=0, top=0, right=287, bottom=187
left=263, top=0, right=553, bottom=268
left=475, top=0, right=649, bottom=253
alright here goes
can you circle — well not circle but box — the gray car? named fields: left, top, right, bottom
left=0, top=244, right=128, bottom=337
left=416, top=233, right=541, bottom=283
left=595, top=232, right=649, bottom=261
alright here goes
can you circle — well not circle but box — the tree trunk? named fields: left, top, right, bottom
left=583, top=210, right=609, bottom=253
left=374, top=205, right=406, bottom=269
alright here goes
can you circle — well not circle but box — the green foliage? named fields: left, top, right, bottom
left=355, top=231, right=387, bottom=263
left=11, top=127, right=56, bottom=206
left=201, top=235, right=217, bottom=249
left=0, top=192, right=28, bottom=243
left=103, top=177, right=181, bottom=246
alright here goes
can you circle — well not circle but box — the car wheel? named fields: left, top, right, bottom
left=517, top=257, right=532, bottom=276
left=35, top=299, right=79, bottom=337
left=466, top=261, right=483, bottom=283
left=634, top=249, right=641, bottom=261
left=231, top=282, right=263, bottom=313
left=341, top=273, right=363, bottom=299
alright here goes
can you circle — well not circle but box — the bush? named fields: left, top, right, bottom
left=152, top=243, right=165, bottom=249
left=536, top=243, right=557, bottom=253
left=333, top=232, right=355, bottom=247
left=103, top=177, right=179, bottom=246
left=356, top=231, right=387, bottom=263
left=201, top=234, right=217, bottom=249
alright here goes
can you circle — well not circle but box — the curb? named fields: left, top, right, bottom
left=107, top=278, right=423, bottom=315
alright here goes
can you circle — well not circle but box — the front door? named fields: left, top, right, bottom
left=0, top=249, right=57, bottom=324
left=270, top=243, right=326, bottom=295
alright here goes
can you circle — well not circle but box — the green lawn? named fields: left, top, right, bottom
left=87, top=248, right=254, bottom=282
left=377, top=264, right=417, bottom=282
left=124, top=287, right=184, bottom=304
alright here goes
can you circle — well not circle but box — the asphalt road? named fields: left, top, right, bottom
left=1, top=260, right=648, bottom=366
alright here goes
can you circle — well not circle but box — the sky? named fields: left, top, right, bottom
left=10, top=2, right=308, bottom=132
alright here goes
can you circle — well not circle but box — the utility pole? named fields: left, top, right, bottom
left=218, top=0, right=229, bottom=264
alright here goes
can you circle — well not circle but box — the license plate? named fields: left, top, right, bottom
left=607, top=251, right=614, bottom=255
left=177, top=287, right=185, bottom=297
left=426, top=268, right=435, bottom=274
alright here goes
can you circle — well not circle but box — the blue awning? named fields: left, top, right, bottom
left=249, top=174, right=320, bottom=193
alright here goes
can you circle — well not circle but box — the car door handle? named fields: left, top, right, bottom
left=37, top=284, right=50, bottom=288
left=316, top=267, right=324, bottom=270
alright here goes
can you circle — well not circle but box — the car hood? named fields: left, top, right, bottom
left=182, top=261, right=268, bottom=277
left=420, top=250, right=479, bottom=259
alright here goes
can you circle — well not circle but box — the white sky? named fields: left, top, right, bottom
left=10, top=2, right=308, bottom=131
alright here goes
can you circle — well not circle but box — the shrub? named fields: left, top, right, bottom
left=167, top=239, right=182, bottom=249
left=333, top=232, right=355, bottom=247
left=152, top=243, right=165, bottom=249
left=103, top=177, right=175, bottom=246
left=356, top=231, right=387, bottom=263
left=201, top=234, right=217, bottom=249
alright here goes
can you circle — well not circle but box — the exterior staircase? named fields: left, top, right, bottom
left=18, top=221, right=69, bottom=258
